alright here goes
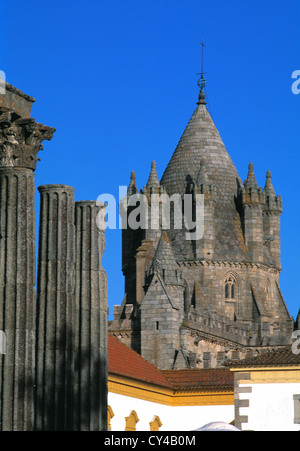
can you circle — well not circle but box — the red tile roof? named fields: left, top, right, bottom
left=108, top=334, right=234, bottom=392
left=108, top=334, right=172, bottom=389
left=226, top=346, right=300, bottom=368
left=162, top=369, right=234, bottom=392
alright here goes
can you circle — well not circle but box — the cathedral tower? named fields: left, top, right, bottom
left=109, top=79, right=293, bottom=369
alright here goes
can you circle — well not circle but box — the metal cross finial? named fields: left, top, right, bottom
left=196, top=41, right=207, bottom=92
left=201, top=41, right=205, bottom=75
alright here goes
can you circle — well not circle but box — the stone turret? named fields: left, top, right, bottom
left=242, top=162, right=264, bottom=263
left=140, top=232, right=185, bottom=369
left=263, top=170, right=282, bottom=269
left=121, top=170, right=142, bottom=306
left=144, top=160, right=161, bottom=245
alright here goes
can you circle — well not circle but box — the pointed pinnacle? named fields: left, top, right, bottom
left=146, top=160, right=160, bottom=191
left=127, top=170, right=137, bottom=196
left=245, top=162, right=258, bottom=190
left=264, top=170, right=275, bottom=196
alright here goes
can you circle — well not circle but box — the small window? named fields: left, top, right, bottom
left=217, top=352, right=225, bottom=361
left=294, top=395, right=300, bottom=424
left=225, top=283, right=229, bottom=299
left=225, top=275, right=237, bottom=300
left=155, top=321, right=159, bottom=330
left=203, top=352, right=211, bottom=369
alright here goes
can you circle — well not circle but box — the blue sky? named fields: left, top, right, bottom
left=1, top=0, right=300, bottom=320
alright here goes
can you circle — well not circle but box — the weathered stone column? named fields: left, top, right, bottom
left=73, top=201, right=107, bottom=431
left=0, top=95, right=55, bottom=431
left=35, top=185, right=75, bottom=431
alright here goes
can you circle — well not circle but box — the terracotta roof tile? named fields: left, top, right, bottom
left=162, top=369, right=234, bottom=392
left=226, top=346, right=300, bottom=368
left=108, top=334, right=172, bottom=388
left=108, top=334, right=234, bottom=392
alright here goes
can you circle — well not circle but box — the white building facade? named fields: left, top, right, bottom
left=108, top=390, right=234, bottom=432
left=230, top=348, right=300, bottom=431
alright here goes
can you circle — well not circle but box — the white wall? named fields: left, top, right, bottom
left=108, top=391, right=234, bottom=431
left=239, top=382, right=300, bottom=431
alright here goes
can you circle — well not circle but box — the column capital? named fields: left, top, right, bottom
left=0, top=106, right=55, bottom=170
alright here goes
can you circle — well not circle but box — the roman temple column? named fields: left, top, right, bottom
left=35, top=184, right=75, bottom=431
left=73, top=201, right=107, bottom=431
left=0, top=103, right=55, bottom=431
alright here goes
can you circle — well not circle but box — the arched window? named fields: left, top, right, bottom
left=149, top=415, right=162, bottom=431
left=225, top=275, right=237, bottom=300
left=125, top=410, right=139, bottom=431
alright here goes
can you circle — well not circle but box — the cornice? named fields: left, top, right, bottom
left=177, top=259, right=281, bottom=274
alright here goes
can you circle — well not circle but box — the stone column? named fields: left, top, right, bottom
left=73, top=201, right=107, bottom=431
left=35, top=185, right=75, bottom=431
left=0, top=103, right=55, bottom=431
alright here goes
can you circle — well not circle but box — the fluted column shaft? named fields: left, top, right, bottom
left=0, top=95, right=55, bottom=431
left=73, top=201, right=107, bottom=431
left=35, top=185, right=75, bottom=431
left=0, top=168, right=36, bottom=431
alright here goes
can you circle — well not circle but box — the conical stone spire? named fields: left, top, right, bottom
left=243, top=162, right=263, bottom=205
left=264, top=170, right=276, bottom=197
left=146, top=160, right=160, bottom=193
left=127, top=170, right=138, bottom=196
left=160, top=88, right=246, bottom=261
left=263, top=169, right=282, bottom=212
left=244, top=162, right=259, bottom=191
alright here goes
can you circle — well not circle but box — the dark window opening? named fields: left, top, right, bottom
left=225, top=275, right=237, bottom=300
